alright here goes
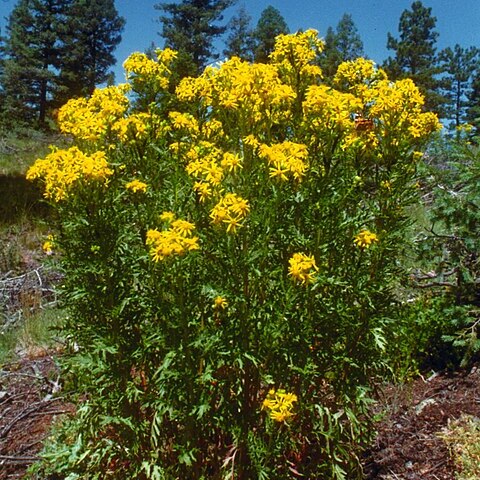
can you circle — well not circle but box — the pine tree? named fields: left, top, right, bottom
left=223, top=5, right=255, bottom=61
left=319, top=27, right=342, bottom=81
left=156, top=0, right=237, bottom=77
left=439, top=45, right=480, bottom=128
left=57, top=0, right=125, bottom=102
left=466, top=71, right=480, bottom=135
left=319, top=14, right=364, bottom=82
left=1, top=0, right=66, bottom=127
left=0, top=0, right=124, bottom=127
left=252, top=5, right=289, bottom=63
left=335, top=14, right=364, bottom=62
left=384, top=1, right=444, bottom=112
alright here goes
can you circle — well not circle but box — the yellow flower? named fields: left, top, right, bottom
left=213, top=296, right=228, bottom=309
left=126, top=179, right=148, bottom=193
left=169, top=111, right=199, bottom=134
left=160, top=211, right=175, bottom=223
left=42, top=234, right=55, bottom=255
left=112, top=112, right=152, bottom=142
left=194, top=181, right=213, bottom=202
left=262, top=388, right=298, bottom=423
left=334, top=58, right=387, bottom=96
left=156, top=47, right=178, bottom=64
left=243, top=135, right=260, bottom=149
left=288, top=252, right=318, bottom=284
left=171, top=219, right=196, bottom=237
left=380, top=180, right=392, bottom=192
left=271, top=30, right=324, bottom=88
left=220, top=152, right=243, bottom=173
left=176, top=56, right=295, bottom=125
left=354, top=230, right=379, bottom=249
left=123, top=50, right=176, bottom=91
left=185, top=142, right=225, bottom=196
left=413, top=151, right=424, bottom=161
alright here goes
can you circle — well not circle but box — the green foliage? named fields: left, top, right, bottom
left=319, top=14, right=364, bottom=82
left=223, top=5, right=255, bottom=62
left=156, top=0, right=236, bottom=76
left=56, top=0, right=125, bottom=102
left=252, top=6, right=289, bottom=63
left=384, top=0, right=444, bottom=113
left=423, top=133, right=480, bottom=305
left=0, top=0, right=65, bottom=127
left=467, top=71, right=480, bottom=136
left=0, top=0, right=124, bottom=128
left=387, top=296, right=475, bottom=376
left=0, top=129, right=62, bottom=176
left=401, top=133, right=480, bottom=371
left=439, top=45, right=480, bottom=128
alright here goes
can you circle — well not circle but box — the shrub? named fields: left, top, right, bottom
left=406, top=130, right=480, bottom=370
left=27, top=31, right=440, bottom=479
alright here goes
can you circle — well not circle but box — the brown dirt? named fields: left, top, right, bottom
left=2, top=355, right=480, bottom=479
left=0, top=354, right=74, bottom=480
left=364, top=367, right=480, bottom=479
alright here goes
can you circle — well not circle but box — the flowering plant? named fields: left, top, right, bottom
left=29, top=30, right=440, bottom=479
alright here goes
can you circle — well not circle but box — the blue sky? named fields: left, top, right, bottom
left=1, top=0, right=480, bottom=83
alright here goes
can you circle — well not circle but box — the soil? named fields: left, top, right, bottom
left=0, top=354, right=74, bottom=480
left=2, top=355, right=480, bottom=479
left=364, top=367, right=480, bottom=479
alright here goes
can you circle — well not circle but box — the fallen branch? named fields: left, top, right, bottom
left=31, top=408, right=72, bottom=417
left=0, top=397, right=64, bottom=439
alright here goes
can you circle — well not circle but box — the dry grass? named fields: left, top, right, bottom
left=440, top=414, right=480, bottom=479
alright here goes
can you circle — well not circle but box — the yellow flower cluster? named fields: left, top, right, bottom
left=334, top=60, right=441, bottom=145
left=176, top=57, right=296, bottom=125
left=366, top=78, right=442, bottom=140
left=111, top=112, right=152, bottom=143
left=185, top=141, right=224, bottom=200
left=123, top=48, right=177, bottom=91
left=270, top=29, right=324, bottom=82
left=26, top=147, right=113, bottom=202
left=288, top=252, right=318, bottom=284
left=57, top=85, right=130, bottom=142
left=210, top=193, right=250, bottom=233
left=258, top=141, right=309, bottom=181
left=354, top=230, right=379, bottom=249
left=125, top=179, right=148, bottom=193
left=183, top=140, right=243, bottom=203
left=303, top=85, right=362, bottom=131
left=201, top=119, right=225, bottom=141
left=334, top=58, right=387, bottom=98
left=303, top=59, right=442, bottom=153
left=146, top=215, right=200, bottom=261
left=262, top=388, right=298, bottom=423
left=368, top=78, right=423, bottom=114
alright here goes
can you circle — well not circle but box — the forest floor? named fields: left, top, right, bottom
left=1, top=353, right=480, bottom=479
